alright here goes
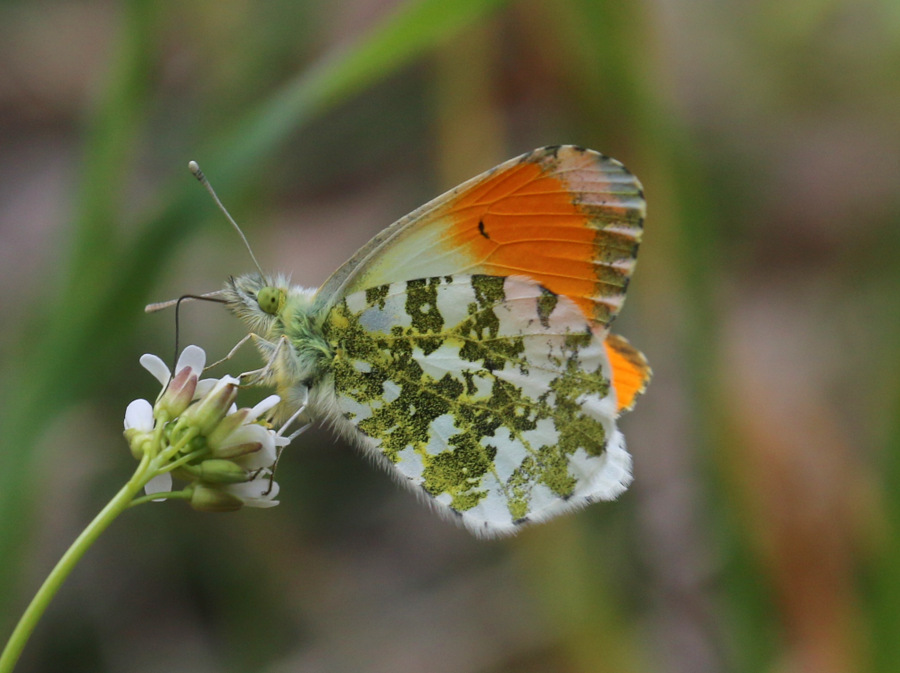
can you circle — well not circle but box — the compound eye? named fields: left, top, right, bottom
left=257, top=286, right=285, bottom=315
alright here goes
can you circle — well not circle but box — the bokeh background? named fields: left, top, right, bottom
left=1, top=1, right=899, bottom=672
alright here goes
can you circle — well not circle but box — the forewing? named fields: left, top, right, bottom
left=317, top=146, right=645, bottom=331
left=322, top=274, right=632, bottom=536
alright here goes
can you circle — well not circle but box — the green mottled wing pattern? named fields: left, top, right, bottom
left=322, top=274, right=631, bottom=535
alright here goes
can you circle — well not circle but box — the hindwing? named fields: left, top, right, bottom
left=322, top=274, right=632, bottom=535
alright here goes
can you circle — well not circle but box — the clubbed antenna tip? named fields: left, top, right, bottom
left=188, top=160, right=265, bottom=277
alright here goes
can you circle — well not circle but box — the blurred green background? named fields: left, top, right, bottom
left=1, top=0, right=898, bottom=671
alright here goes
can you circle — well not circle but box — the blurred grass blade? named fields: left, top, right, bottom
left=866, top=348, right=900, bottom=671
left=0, top=0, right=158, bottom=623
left=220, top=0, right=510, bottom=175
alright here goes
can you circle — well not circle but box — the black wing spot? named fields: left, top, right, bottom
left=478, top=220, right=490, bottom=240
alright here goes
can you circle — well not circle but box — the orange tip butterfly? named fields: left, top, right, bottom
left=203, top=146, right=650, bottom=536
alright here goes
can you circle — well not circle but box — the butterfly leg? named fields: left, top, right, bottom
left=239, top=334, right=292, bottom=387
left=205, top=333, right=255, bottom=371
left=258, top=387, right=311, bottom=495
left=276, top=385, right=311, bottom=441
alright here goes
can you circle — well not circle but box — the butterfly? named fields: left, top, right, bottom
left=222, top=145, right=650, bottom=536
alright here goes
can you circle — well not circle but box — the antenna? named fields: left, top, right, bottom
left=172, top=294, right=229, bottom=366
left=145, top=290, right=226, bottom=313
left=189, top=161, right=265, bottom=276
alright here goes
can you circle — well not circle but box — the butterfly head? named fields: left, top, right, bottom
left=223, top=272, right=291, bottom=335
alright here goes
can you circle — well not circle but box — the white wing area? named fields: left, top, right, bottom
left=322, top=274, right=632, bottom=536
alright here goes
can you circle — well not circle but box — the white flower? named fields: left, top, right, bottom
left=224, top=470, right=281, bottom=508
left=144, top=472, right=173, bottom=499
left=140, top=345, right=206, bottom=390
left=124, top=399, right=154, bottom=432
left=140, top=345, right=206, bottom=418
left=123, top=345, right=295, bottom=511
left=124, top=399, right=155, bottom=461
left=206, top=394, right=285, bottom=468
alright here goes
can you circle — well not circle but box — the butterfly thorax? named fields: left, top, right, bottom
left=224, top=273, right=333, bottom=414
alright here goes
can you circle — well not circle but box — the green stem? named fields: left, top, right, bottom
left=129, top=490, right=192, bottom=508
left=0, top=456, right=152, bottom=673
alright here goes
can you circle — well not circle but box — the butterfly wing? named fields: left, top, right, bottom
left=322, top=274, right=631, bottom=536
left=316, top=146, right=645, bottom=331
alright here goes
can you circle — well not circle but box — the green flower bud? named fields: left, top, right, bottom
left=183, top=435, right=207, bottom=455
left=189, top=484, right=244, bottom=512
left=177, top=377, right=239, bottom=437
left=196, top=459, right=249, bottom=484
left=124, top=429, right=152, bottom=460
left=210, top=442, right=262, bottom=460
left=205, top=408, right=250, bottom=449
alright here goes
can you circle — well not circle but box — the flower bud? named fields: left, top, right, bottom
left=124, top=399, right=156, bottom=459
left=189, top=484, right=244, bottom=512
left=195, top=459, right=249, bottom=484
left=178, top=377, right=239, bottom=437
left=124, top=428, right=152, bottom=459
left=211, top=441, right=263, bottom=460
left=156, top=364, right=199, bottom=418
left=209, top=422, right=275, bottom=465
left=205, top=408, right=250, bottom=449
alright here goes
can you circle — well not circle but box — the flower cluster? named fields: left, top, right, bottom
left=124, top=345, right=292, bottom=511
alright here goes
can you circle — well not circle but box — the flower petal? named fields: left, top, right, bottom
left=139, top=354, right=171, bottom=388
left=226, top=477, right=280, bottom=507
left=124, top=399, right=154, bottom=431
left=195, top=378, right=219, bottom=399
left=175, top=345, right=206, bottom=376
left=250, top=394, right=281, bottom=419
left=144, top=472, right=173, bottom=501
left=227, top=424, right=277, bottom=468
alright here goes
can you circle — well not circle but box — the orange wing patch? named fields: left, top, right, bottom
left=441, top=147, right=644, bottom=328
left=604, top=333, right=651, bottom=413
